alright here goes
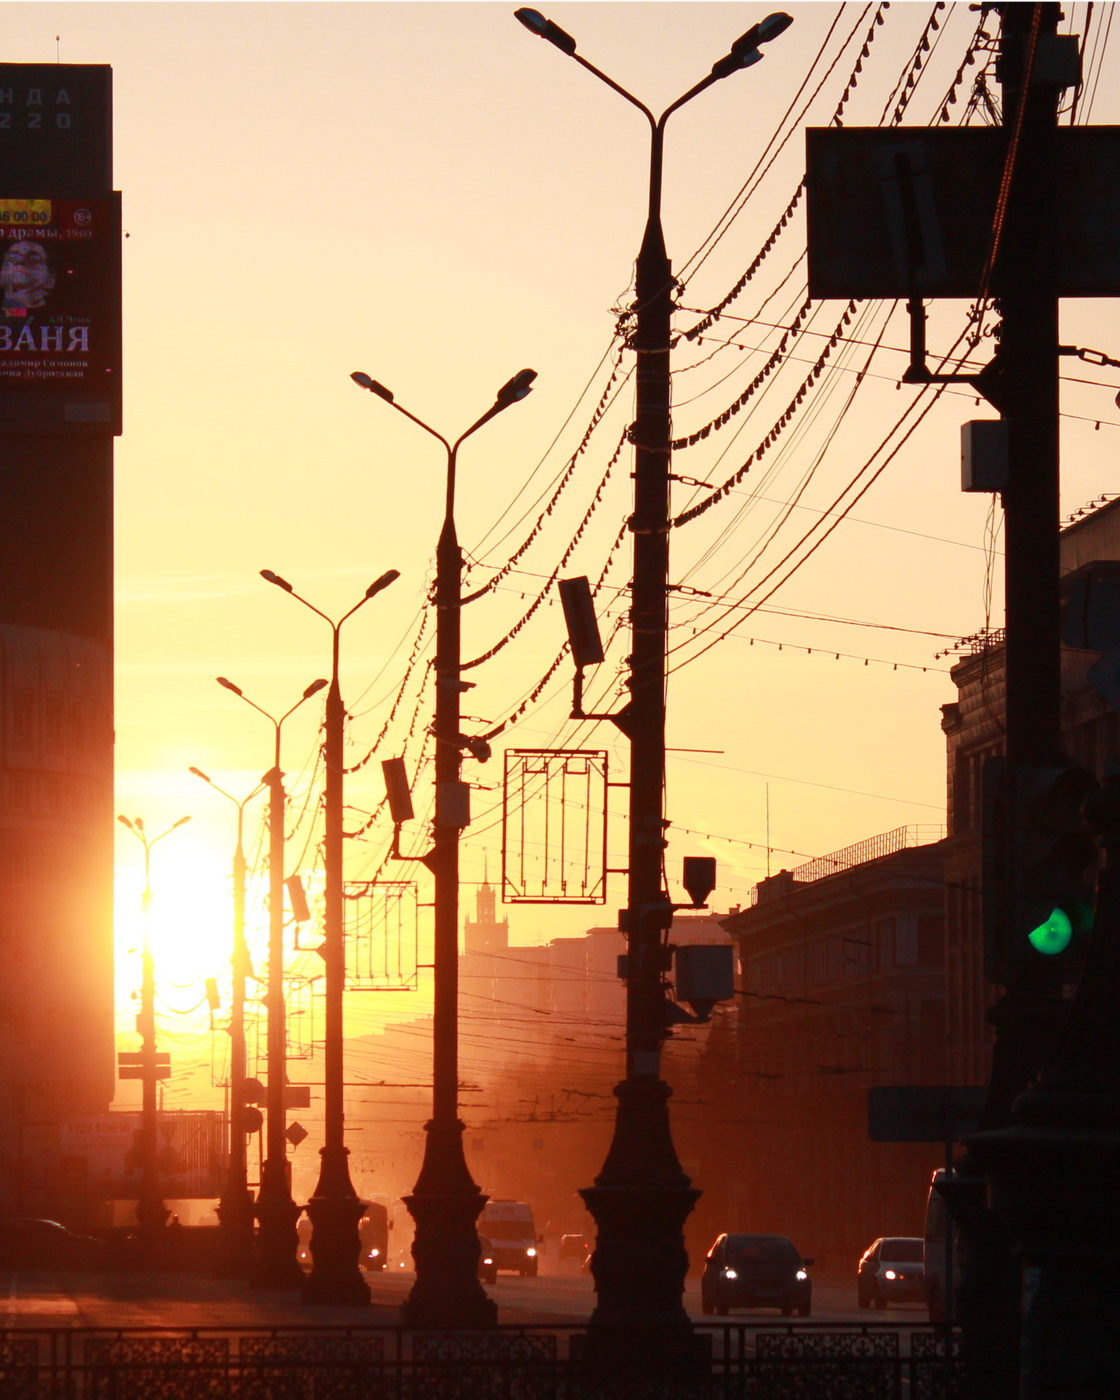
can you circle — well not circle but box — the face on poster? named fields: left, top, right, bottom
left=0, top=196, right=120, bottom=391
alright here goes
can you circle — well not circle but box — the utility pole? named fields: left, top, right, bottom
left=513, top=7, right=792, bottom=1370
left=351, top=366, right=535, bottom=1328
left=945, top=10, right=1070, bottom=1400
left=189, top=767, right=263, bottom=1278
left=117, top=814, right=190, bottom=1261
left=217, top=675, right=326, bottom=1289
left=260, top=569, right=399, bottom=1305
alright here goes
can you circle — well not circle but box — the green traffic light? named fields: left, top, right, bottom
left=1028, top=905, right=1074, bottom=955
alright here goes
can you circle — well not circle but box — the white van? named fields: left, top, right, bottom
left=924, top=1168, right=961, bottom=1323
left=478, top=1200, right=540, bottom=1277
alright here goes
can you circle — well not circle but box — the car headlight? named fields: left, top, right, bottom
left=884, top=1270, right=897, bottom=1280
left=483, top=1257, right=493, bottom=1265
left=526, top=1247, right=537, bottom=1257
left=723, top=1268, right=738, bottom=1280
left=368, top=1248, right=379, bottom=1257
left=796, top=1270, right=808, bottom=1281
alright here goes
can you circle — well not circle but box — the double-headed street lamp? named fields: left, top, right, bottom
left=188, top=767, right=265, bottom=1279
left=259, top=567, right=400, bottom=1306
left=117, top=812, right=191, bottom=1259
left=351, top=366, right=536, bottom=1328
left=514, top=7, right=792, bottom=1365
left=216, top=675, right=327, bottom=1289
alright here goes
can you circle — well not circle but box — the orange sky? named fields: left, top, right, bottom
left=4, top=3, right=1116, bottom=1111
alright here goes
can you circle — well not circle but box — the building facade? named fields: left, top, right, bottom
left=718, top=830, right=948, bottom=1271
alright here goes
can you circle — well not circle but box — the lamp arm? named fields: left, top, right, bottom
left=572, top=53, right=656, bottom=128
left=387, top=398, right=453, bottom=455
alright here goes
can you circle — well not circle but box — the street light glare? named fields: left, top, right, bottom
left=216, top=676, right=243, bottom=696
left=514, top=8, right=577, bottom=57
left=366, top=569, right=401, bottom=599
left=350, top=371, right=395, bottom=403
left=261, top=569, right=294, bottom=593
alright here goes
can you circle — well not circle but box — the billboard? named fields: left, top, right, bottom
left=0, top=194, right=120, bottom=426
left=59, top=1111, right=227, bottom=1199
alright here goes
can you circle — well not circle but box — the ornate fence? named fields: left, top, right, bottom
left=0, top=1322, right=962, bottom=1399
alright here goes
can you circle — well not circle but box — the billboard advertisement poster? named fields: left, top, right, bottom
left=0, top=195, right=120, bottom=396
left=59, top=1112, right=226, bottom=1199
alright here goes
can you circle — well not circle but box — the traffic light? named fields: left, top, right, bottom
left=983, top=757, right=1099, bottom=982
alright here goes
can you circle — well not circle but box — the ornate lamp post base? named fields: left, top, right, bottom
left=400, top=1118, right=497, bottom=1329
left=303, top=1147, right=371, bottom=1305
left=135, top=1193, right=169, bottom=1267
left=251, top=1161, right=305, bottom=1290
left=214, top=1186, right=256, bottom=1279
left=579, top=1078, right=702, bottom=1368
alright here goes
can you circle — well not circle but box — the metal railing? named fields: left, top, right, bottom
left=0, top=1320, right=962, bottom=1398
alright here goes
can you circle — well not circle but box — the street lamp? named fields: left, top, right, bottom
left=188, top=767, right=265, bottom=1278
left=215, top=675, right=328, bottom=1289
left=259, top=567, right=400, bottom=1305
left=117, top=812, right=191, bottom=1260
left=513, top=8, right=793, bottom=1365
left=352, top=365, right=536, bottom=1327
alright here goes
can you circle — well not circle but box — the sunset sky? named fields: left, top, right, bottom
left=5, top=2, right=1118, bottom=1120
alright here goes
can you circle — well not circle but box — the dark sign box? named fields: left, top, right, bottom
left=0, top=193, right=121, bottom=433
left=0, top=65, right=112, bottom=191
left=867, top=1085, right=987, bottom=1143
left=807, top=126, right=1120, bottom=300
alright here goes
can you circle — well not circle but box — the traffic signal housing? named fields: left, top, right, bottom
left=983, top=757, right=1099, bottom=983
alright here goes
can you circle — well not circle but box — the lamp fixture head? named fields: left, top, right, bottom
left=366, top=569, right=401, bottom=598
left=713, top=11, right=793, bottom=77
left=261, top=569, right=294, bottom=593
left=304, top=678, right=329, bottom=699
left=216, top=676, right=243, bottom=696
left=189, top=766, right=211, bottom=783
left=496, top=368, right=537, bottom=407
left=514, top=8, right=577, bottom=56
left=350, top=371, right=395, bottom=402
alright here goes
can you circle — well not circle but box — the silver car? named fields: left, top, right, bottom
left=857, top=1236, right=925, bottom=1309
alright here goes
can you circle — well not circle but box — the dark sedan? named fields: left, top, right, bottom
left=701, top=1233, right=813, bottom=1317
left=0, top=1218, right=107, bottom=1270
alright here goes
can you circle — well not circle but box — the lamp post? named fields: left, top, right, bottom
left=216, top=675, right=327, bottom=1289
left=188, top=767, right=265, bottom=1278
left=117, top=812, right=191, bottom=1259
left=513, top=7, right=792, bottom=1364
left=351, top=365, right=536, bottom=1328
left=259, top=567, right=400, bottom=1305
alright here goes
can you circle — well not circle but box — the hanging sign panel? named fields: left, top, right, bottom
left=807, top=126, right=1120, bottom=300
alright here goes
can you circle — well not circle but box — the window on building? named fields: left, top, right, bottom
left=43, top=692, right=64, bottom=746
left=895, top=915, right=918, bottom=966
left=874, top=918, right=895, bottom=968
left=12, top=689, right=35, bottom=744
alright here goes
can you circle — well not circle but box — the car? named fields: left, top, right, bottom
left=0, top=1218, right=107, bottom=1270
left=701, top=1233, right=813, bottom=1317
left=857, top=1236, right=925, bottom=1310
left=559, top=1233, right=589, bottom=1260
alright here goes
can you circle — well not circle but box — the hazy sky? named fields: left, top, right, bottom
left=5, top=2, right=1117, bottom=1110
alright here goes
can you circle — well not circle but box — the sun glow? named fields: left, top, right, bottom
left=114, top=820, right=258, bottom=1025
